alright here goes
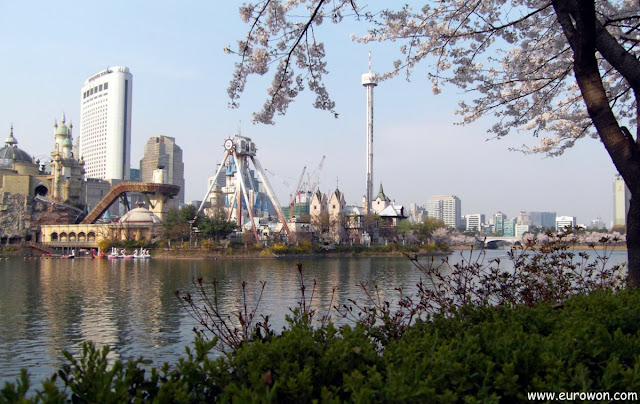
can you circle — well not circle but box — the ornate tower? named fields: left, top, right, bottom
left=51, top=113, right=84, bottom=204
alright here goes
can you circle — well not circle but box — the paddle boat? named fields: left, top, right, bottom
left=134, top=249, right=152, bottom=259
left=91, top=248, right=106, bottom=259
left=107, top=247, right=120, bottom=259
left=119, top=249, right=135, bottom=259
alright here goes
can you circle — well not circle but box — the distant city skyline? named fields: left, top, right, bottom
left=0, top=1, right=619, bottom=227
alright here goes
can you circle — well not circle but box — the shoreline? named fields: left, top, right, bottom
left=151, top=244, right=628, bottom=260
left=5, top=243, right=628, bottom=260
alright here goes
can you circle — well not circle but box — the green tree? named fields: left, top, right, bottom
left=179, top=204, right=197, bottom=223
left=197, top=216, right=237, bottom=241
left=163, top=206, right=192, bottom=242
left=396, top=218, right=413, bottom=242
left=413, top=217, right=446, bottom=244
left=229, top=1, right=640, bottom=285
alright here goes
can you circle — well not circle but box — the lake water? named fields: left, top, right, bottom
left=0, top=249, right=627, bottom=387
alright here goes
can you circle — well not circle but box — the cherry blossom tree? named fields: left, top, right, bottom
left=228, top=0, right=640, bottom=286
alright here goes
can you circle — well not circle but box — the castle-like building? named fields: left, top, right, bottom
left=0, top=115, right=86, bottom=242
left=309, top=184, right=406, bottom=244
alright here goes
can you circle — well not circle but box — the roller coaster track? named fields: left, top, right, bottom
left=29, top=242, right=53, bottom=254
left=80, top=182, right=180, bottom=224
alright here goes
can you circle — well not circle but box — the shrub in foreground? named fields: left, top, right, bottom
left=3, top=289, right=640, bottom=403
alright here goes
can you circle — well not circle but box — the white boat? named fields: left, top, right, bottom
left=134, top=249, right=151, bottom=259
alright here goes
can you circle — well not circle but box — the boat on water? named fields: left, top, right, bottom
left=91, top=248, right=106, bottom=259
left=107, top=247, right=120, bottom=260
left=133, top=249, right=151, bottom=259
left=119, top=249, right=135, bottom=259
left=106, top=248, right=151, bottom=260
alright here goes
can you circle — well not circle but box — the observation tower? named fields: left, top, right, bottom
left=362, top=53, right=377, bottom=214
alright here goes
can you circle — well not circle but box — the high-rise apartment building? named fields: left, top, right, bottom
left=427, top=195, right=461, bottom=229
left=140, top=136, right=185, bottom=204
left=79, top=66, right=133, bottom=180
left=613, top=173, right=630, bottom=227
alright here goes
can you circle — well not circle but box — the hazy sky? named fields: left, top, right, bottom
left=0, top=1, right=619, bottom=226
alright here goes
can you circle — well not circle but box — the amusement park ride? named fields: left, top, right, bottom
left=194, top=136, right=291, bottom=241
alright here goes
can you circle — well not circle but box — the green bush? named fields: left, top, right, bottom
left=4, top=290, right=640, bottom=402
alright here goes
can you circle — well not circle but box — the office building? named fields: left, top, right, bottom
left=79, top=66, right=133, bottom=180
left=515, top=224, right=530, bottom=237
left=493, top=211, right=507, bottom=235
left=517, top=211, right=531, bottom=226
left=556, top=215, right=576, bottom=231
left=613, top=173, right=630, bottom=227
left=503, top=218, right=517, bottom=237
left=129, top=168, right=141, bottom=182
left=465, top=214, right=485, bottom=232
left=427, top=195, right=461, bottom=229
left=530, top=211, right=556, bottom=229
left=140, top=136, right=185, bottom=204
left=409, top=203, right=427, bottom=223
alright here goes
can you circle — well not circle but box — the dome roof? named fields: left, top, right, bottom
left=54, top=113, right=70, bottom=136
left=62, top=137, right=72, bottom=147
left=0, top=126, right=33, bottom=167
left=119, top=207, right=162, bottom=224
left=55, top=124, right=69, bottom=136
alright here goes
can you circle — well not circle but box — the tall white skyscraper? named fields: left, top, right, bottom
left=427, top=195, right=461, bottom=229
left=79, top=66, right=133, bottom=180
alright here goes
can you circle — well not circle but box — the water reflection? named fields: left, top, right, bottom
left=0, top=250, right=627, bottom=386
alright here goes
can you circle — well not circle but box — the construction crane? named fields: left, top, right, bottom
left=308, top=156, right=326, bottom=195
left=291, top=166, right=306, bottom=204
left=265, top=168, right=292, bottom=189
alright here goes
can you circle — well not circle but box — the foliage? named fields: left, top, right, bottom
left=162, top=207, right=191, bottom=242
left=412, top=217, right=446, bottom=244
left=163, top=205, right=237, bottom=243
left=5, top=289, right=640, bottom=402
left=410, top=228, right=626, bottom=317
left=176, top=277, right=269, bottom=352
left=196, top=216, right=237, bottom=241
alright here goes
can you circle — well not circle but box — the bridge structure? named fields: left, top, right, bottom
left=477, top=236, right=522, bottom=247
left=81, top=182, right=180, bottom=224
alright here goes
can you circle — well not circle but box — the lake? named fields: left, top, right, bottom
left=0, top=248, right=627, bottom=387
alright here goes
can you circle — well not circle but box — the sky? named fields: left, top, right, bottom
left=0, top=1, right=620, bottom=227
